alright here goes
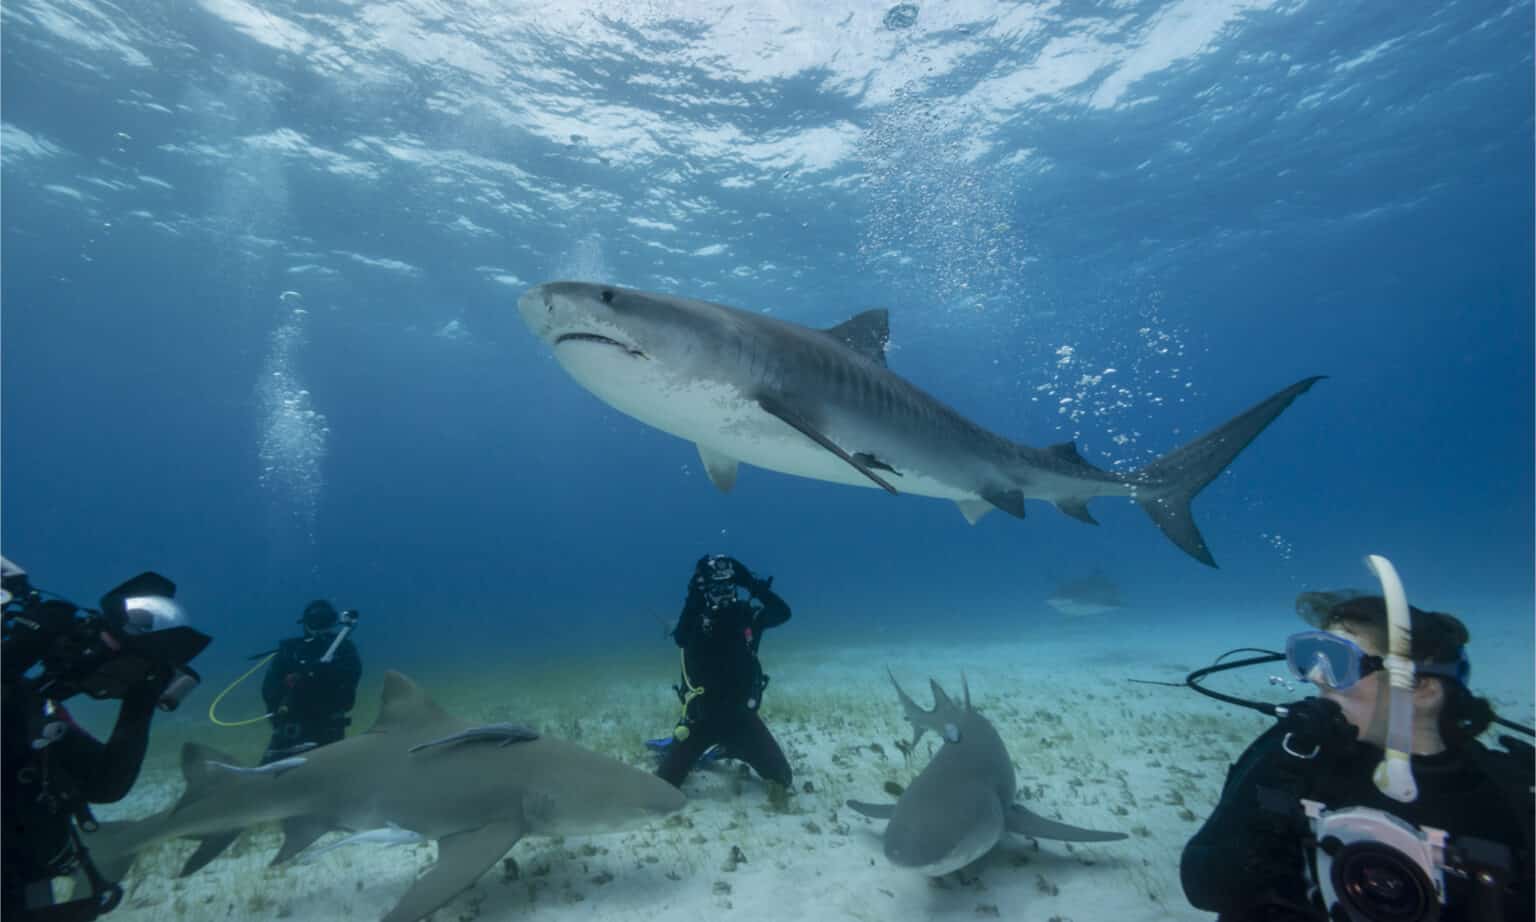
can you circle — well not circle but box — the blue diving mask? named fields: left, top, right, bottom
left=1285, top=630, right=1470, bottom=690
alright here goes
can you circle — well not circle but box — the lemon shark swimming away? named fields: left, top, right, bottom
left=518, top=281, right=1321, bottom=566
left=87, top=672, right=685, bottom=922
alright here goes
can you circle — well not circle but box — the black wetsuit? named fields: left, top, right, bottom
left=260, top=633, right=361, bottom=764
left=657, top=584, right=792, bottom=789
left=1181, top=722, right=1534, bottom=922
left=2, top=676, right=160, bottom=920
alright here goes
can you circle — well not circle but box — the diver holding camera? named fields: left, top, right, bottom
left=654, top=554, right=793, bottom=793
left=1, top=557, right=210, bottom=921
left=1174, top=556, right=1533, bottom=922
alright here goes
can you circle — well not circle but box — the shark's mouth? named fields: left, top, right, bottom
left=554, top=332, right=646, bottom=358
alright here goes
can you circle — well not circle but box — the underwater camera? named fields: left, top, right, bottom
left=1304, top=800, right=1518, bottom=922
left=3, top=571, right=211, bottom=711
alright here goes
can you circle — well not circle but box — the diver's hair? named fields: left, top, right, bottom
left=1319, top=596, right=1469, bottom=665
left=1438, top=679, right=1496, bottom=748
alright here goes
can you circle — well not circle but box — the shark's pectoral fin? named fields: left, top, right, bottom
left=955, top=499, right=994, bottom=525
left=1055, top=499, right=1098, bottom=525
left=696, top=444, right=739, bottom=493
left=846, top=800, right=897, bottom=820
left=980, top=487, right=1026, bottom=519
left=756, top=396, right=898, bottom=494
left=272, top=816, right=337, bottom=866
left=381, top=820, right=525, bottom=922
left=1005, top=804, right=1128, bottom=843
left=179, top=832, right=241, bottom=877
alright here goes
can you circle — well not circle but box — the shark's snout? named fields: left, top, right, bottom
left=518, top=282, right=647, bottom=358
left=883, top=832, right=986, bottom=877
left=515, top=285, right=553, bottom=334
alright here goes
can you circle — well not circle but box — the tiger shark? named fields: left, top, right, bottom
left=517, top=281, right=1321, bottom=566
left=87, top=671, right=685, bottom=922
left=847, top=672, right=1126, bottom=875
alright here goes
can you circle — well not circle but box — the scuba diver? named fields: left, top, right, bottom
left=259, top=600, right=361, bottom=765
left=1, top=557, right=210, bottom=921
left=1170, top=556, right=1533, bottom=922
left=653, top=554, right=793, bottom=793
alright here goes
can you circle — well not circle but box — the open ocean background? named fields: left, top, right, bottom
left=3, top=0, right=1531, bottom=728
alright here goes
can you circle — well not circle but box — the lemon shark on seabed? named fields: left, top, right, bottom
left=517, top=281, right=1322, bottom=566
left=847, top=673, right=1127, bottom=876
left=86, top=671, right=685, bottom=922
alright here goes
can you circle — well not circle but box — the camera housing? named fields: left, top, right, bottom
left=2, top=572, right=211, bottom=706
left=1303, top=800, right=1516, bottom=922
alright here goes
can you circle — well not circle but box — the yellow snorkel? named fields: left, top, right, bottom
left=1365, top=554, right=1418, bottom=803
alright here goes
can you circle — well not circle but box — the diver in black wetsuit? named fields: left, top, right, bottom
left=2, top=558, right=209, bottom=921
left=259, top=600, right=361, bottom=765
left=656, top=555, right=793, bottom=792
left=1180, top=592, right=1533, bottom=922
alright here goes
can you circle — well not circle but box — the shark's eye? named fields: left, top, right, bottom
left=600, top=289, right=615, bottom=304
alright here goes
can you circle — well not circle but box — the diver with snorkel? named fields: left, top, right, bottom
left=1167, top=556, right=1532, bottom=922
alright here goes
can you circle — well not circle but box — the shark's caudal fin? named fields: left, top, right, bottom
left=1131, top=376, right=1324, bottom=567
left=888, top=670, right=969, bottom=748
left=86, top=741, right=249, bottom=883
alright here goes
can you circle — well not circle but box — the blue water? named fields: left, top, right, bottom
left=3, top=2, right=1531, bottom=691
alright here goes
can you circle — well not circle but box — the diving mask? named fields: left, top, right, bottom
left=1285, top=630, right=1468, bottom=691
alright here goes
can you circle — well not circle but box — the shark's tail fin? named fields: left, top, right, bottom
left=83, top=819, right=144, bottom=886
left=1130, top=376, right=1324, bottom=567
left=887, top=669, right=968, bottom=749
left=171, top=742, right=247, bottom=813
left=86, top=742, right=250, bottom=882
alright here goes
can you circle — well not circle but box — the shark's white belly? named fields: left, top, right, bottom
left=555, top=345, right=975, bottom=501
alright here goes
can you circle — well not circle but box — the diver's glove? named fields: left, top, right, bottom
left=735, top=567, right=772, bottom=595
left=1274, top=696, right=1357, bottom=761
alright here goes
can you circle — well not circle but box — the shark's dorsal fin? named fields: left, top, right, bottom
left=1046, top=440, right=1103, bottom=470
left=368, top=671, right=451, bottom=734
left=822, top=309, right=890, bottom=366
left=1047, top=440, right=1082, bottom=461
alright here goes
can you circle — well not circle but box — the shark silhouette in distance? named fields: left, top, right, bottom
left=1045, top=570, right=1126, bottom=617
left=87, top=671, right=685, bottom=922
left=518, top=281, right=1322, bottom=566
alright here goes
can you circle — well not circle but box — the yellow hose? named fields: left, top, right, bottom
left=208, top=652, right=277, bottom=728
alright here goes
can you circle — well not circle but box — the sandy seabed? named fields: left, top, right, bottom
left=89, top=615, right=1534, bottom=922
